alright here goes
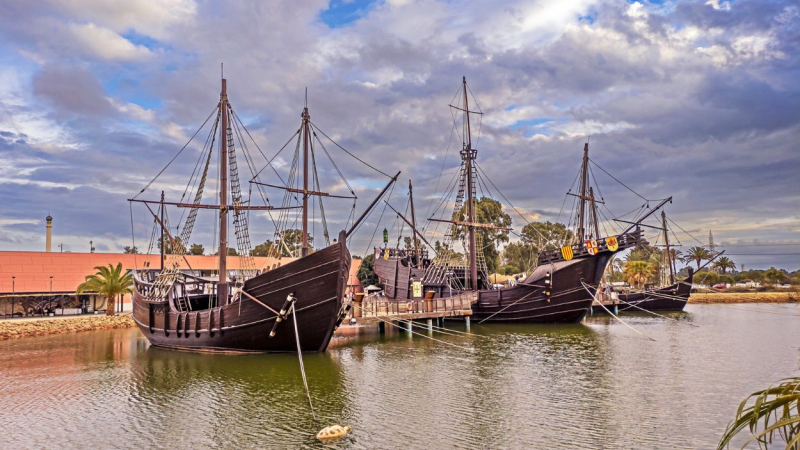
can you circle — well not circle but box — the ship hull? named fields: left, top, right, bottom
left=609, top=279, right=691, bottom=313
left=470, top=253, right=612, bottom=323
left=132, top=239, right=350, bottom=353
left=373, top=251, right=612, bottom=323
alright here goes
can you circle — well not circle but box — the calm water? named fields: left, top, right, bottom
left=1, top=304, right=799, bottom=449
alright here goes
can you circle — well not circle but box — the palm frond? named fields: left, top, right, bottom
left=718, top=377, right=800, bottom=450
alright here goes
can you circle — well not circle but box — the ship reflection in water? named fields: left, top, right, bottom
left=0, top=304, right=798, bottom=449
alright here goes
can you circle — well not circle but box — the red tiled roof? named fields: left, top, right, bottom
left=0, top=251, right=292, bottom=293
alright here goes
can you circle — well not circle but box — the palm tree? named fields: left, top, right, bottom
left=718, top=376, right=800, bottom=449
left=77, top=263, right=134, bottom=316
left=713, top=256, right=736, bottom=274
left=683, top=246, right=712, bottom=269
left=623, top=260, right=654, bottom=290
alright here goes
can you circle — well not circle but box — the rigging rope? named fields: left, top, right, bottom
left=310, top=123, right=392, bottom=178
left=134, top=107, right=218, bottom=199
left=581, top=281, right=656, bottom=341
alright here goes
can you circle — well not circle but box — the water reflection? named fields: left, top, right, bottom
left=1, top=304, right=799, bottom=449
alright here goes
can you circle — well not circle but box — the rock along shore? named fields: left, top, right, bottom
left=689, top=291, right=797, bottom=304
left=0, top=314, right=135, bottom=340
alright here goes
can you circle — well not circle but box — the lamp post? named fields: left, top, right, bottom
left=11, top=276, right=15, bottom=318
left=49, top=276, right=53, bottom=316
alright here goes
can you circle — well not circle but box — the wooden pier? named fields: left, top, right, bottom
left=348, top=292, right=475, bottom=329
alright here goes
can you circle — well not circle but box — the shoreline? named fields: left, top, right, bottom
left=689, top=291, right=797, bottom=304
left=0, top=314, right=135, bottom=340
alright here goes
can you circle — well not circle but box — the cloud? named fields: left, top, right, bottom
left=68, top=23, right=154, bottom=61
left=32, top=65, right=116, bottom=116
left=0, top=0, right=797, bottom=270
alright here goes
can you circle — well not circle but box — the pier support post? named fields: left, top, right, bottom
left=614, top=305, right=618, bottom=315
left=590, top=305, right=593, bottom=316
left=465, top=316, right=471, bottom=331
left=406, top=320, right=413, bottom=332
left=378, top=321, right=385, bottom=334
left=427, top=319, right=433, bottom=331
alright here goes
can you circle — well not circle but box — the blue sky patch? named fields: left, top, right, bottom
left=320, top=0, right=380, bottom=28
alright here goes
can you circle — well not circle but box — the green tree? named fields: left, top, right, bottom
left=76, top=263, right=134, bottom=316
left=452, top=197, right=511, bottom=274
left=251, top=240, right=279, bottom=257
left=695, top=270, right=720, bottom=286
left=188, top=244, right=205, bottom=255
left=251, top=229, right=312, bottom=257
left=433, top=240, right=465, bottom=265
left=713, top=256, right=736, bottom=274
left=623, top=260, right=654, bottom=289
left=764, top=267, right=788, bottom=286
left=357, top=254, right=379, bottom=287
left=499, top=264, right=520, bottom=275
left=157, top=237, right=187, bottom=255
left=521, top=221, right=573, bottom=252
left=683, top=246, right=712, bottom=269
left=123, top=246, right=139, bottom=254
left=502, top=241, right=536, bottom=273
left=626, top=243, right=661, bottom=262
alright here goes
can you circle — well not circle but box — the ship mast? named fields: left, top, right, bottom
left=300, top=91, right=312, bottom=257
left=577, top=142, right=589, bottom=243
left=462, top=76, right=478, bottom=291
left=662, top=210, right=675, bottom=284
left=588, top=186, right=600, bottom=240
left=217, top=78, right=229, bottom=304
left=409, top=180, right=420, bottom=264
left=160, top=191, right=165, bottom=270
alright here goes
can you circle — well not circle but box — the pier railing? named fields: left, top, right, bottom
left=356, top=292, right=475, bottom=319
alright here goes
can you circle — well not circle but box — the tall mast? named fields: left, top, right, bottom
left=662, top=210, right=675, bottom=284
left=589, top=186, right=600, bottom=240
left=160, top=190, right=165, bottom=270
left=409, top=180, right=419, bottom=263
left=217, top=78, right=229, bottom=304
left=301, top=95, right=311, bottom=258
left=462, top=76, right=478, bottom=291
left=578, top=142, right=589, bottom=243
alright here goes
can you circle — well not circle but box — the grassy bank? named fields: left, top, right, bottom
left=689, top=291, right=797, bottom=304
left=0, top=314, right=135, bottom=340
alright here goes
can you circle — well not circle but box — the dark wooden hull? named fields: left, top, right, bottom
left=373, top=250, right=612, bottom=323
left=132, top=240, right=350, bottom=353
left=611, top=278, right=692, bottom=313
left=471, top=253, right=612, bottom=323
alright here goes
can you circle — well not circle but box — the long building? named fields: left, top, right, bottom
left=0, top=215, right=363, bottom=316
left=0, top=251, right=362, bottom=316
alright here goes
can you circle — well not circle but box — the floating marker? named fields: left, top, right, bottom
left=316, top=424, right=351, bottom=442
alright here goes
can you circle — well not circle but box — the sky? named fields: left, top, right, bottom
left=0, top=0, right=798, bottom=271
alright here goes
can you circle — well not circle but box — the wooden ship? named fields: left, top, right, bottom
left=373, top=77, right=649, bottom=323
left=611, top=211, right=695, bottom=312
left=129, top=78, right=395, bottom=352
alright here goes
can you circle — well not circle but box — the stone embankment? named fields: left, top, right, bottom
left=689, top=291, right=797, bottom=304
left=0, top=314, right=135, bottom=340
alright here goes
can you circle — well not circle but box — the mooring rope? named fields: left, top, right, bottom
left=375, top=316, right=473, bottom=350
left=349, top=303, right=473, bottom=350
left=582, top=282, right=656, bottom=341
left=290, top=302, right=317, bottom=422
left=408, top=319, right=491, bottom=338
left=605, top=297, right=700, bottom=327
